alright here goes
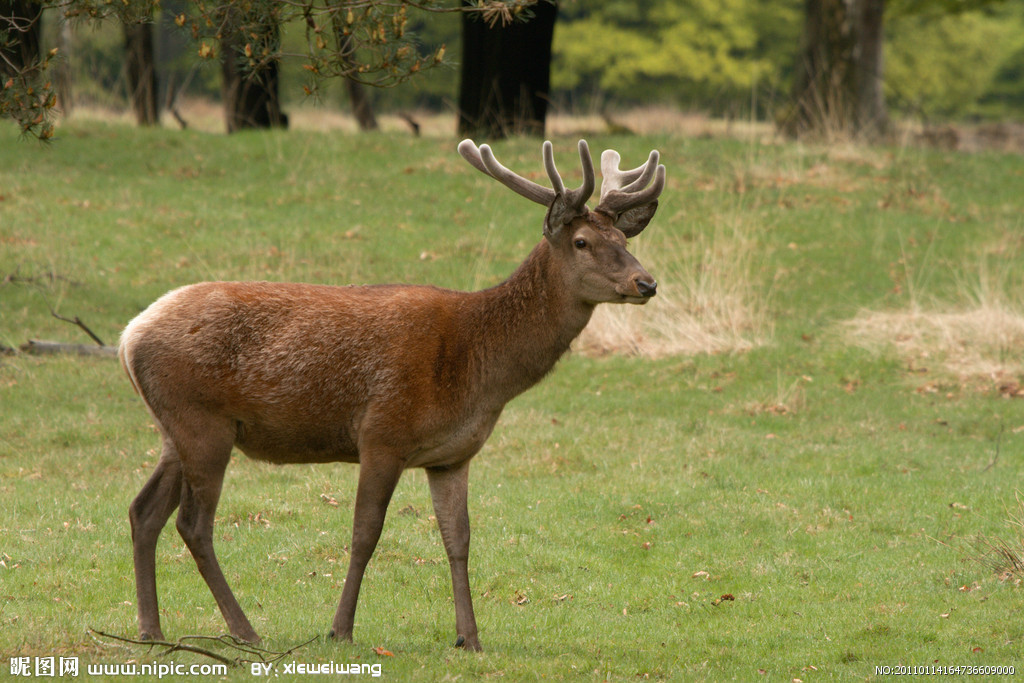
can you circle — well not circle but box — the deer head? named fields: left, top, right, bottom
left=458, top=139, right=665, bottom=304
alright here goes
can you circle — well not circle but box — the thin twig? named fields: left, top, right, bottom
left=88, top=629, right=236, bottom=666
left=983, top=424, right=1004, bottom=472
left=89, top=629, right=319, bottom=667
left=50, top=311, right=105, bottom=347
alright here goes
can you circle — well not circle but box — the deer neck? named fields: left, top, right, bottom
left=466, top=239, right=593, bottom=403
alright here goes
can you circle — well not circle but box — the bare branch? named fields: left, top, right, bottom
left=50, top=311, right=105, bottom=347
left=88, top=629, right=318, bottom=667
left=88, top=629, right=236, bottom=666
left=20, top=340, right=117, bottom=357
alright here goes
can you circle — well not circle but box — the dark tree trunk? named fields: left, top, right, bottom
left=0, top=0, right=42, bottom=78
left=345, top=78, right=378, bottom=131
left=784, top=0, right=888, bottom=140
left=854, top=0, right=887, bottom=135
left=124, top=20, right=159, bottom=126
left=220, top=16, right=287, bottom=133
left=458, top=1, right=557, bottom=139
left=53, top=14, right=73, bottom=115
left=332, top=28, right=378, bottom=131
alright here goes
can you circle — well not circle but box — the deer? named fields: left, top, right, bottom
left=118, top=138, right=666, bottom=652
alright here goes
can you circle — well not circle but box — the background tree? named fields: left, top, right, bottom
left=2, top=1, right=530, bottom=138
left=1, top=0, right=41, bottom=76
left=333, top=28, right=377, bottom=131
left=458, top=0, right=557, bottom=138
left=218, top=3, right=287, bottom=132
left=1, top=0, right=52, bottom=135
left=5, top=0, right=1024, bottom=140
left=782, top=0, right=888, bottom=140
left=124, top=17, right=158, bottom=125
left=885, top=0, right=1024, bottom=119
left=553, top=0, right=800, bottom=118
left=52, top=10, right=72, bottom=115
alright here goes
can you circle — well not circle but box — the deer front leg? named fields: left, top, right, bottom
left=426, top=461, right=481, bottom=651
left=330, top=453, right=405, bottom=642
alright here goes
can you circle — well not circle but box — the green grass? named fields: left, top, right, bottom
left=2, top=121, right=1024, bottom=680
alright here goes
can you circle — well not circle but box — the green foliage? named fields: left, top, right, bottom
left=1, top=0, right=158, bottom=137
left=886, top=3, right=1024, bottom=118
left=3, top=124, right=1024, bottom=678
left=552, top=0, right=801, bottom=112
left=0, top=51, right=58, bottom=139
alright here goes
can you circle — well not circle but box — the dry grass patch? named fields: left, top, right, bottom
left=844, top=304, right=1024, bottom=382
left=64, top=101, right=777, bottom=140
left=842, top=265, right=1024, bottom=384
left=576, top=218, right=772, bottom=358
left=967, top=493, right=1024, bottom=585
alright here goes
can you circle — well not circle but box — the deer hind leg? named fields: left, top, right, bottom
left=171, top=420, right=261, bottom=643
left=427, top=461, right=481, bottom=651
left=129, top=439, right=184, bottom=641
left=329, top=451, right=405, bottom=642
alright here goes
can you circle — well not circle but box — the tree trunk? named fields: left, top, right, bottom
left=854, top=0, right=887, bottom=136
left=54, top=14, right=73, bottom=116
left=333, top=28, right=378, bottom=131
left=220, top=15, right=287, bottom=133
left=457, top=1, right=557, bottom=139
left=124, top=20, right=159, bottom=126
left=784, top=0, right=889, bottom=140
left=345, top=78, right=378, bottom=131
left=0, top=0, right=42, bottom=78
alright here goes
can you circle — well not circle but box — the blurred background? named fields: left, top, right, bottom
left=1, top=0, right=1022, bottom=148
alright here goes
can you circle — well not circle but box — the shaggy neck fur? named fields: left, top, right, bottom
left=463, top=239, right=594, bottom=405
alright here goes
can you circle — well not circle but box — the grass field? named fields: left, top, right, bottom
left=2, top=118, right=1024, bottom=680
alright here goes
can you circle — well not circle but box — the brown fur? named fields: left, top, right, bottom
left=120, top=142, right=663, bottom=651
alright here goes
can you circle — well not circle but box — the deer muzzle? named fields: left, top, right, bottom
left=636, top=278, right=658, bottom=298
left=617, top=270, right=657, bottom=303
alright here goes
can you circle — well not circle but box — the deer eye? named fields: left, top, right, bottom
left=573, top=238, right=587, bottom=249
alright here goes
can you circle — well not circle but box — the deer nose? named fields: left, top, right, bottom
left=636, top=279, right=657, bottom=298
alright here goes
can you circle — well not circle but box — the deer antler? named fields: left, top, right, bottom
left=595, top=149, right=665, bottom=220
left=458, top=139, right=596, bottom=226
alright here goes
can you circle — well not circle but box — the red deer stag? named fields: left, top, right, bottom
left=119, top=139, right=666, bottom=651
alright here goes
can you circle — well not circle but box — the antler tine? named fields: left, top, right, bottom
left=596, top=148, right=666, bottom=218
left=542, top=141, right=565, bottom=196
left=572, top=139, right=596, bottom=210
left=458, top=139, right=555, bottom=206
left=599, top=149, right=659, bottom=200
left=542, top=139, right=597, bottom=225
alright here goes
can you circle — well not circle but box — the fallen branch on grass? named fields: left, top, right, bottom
left=88, top=628, right=318, bottom=667
left=19, top=340, right=118, bottom=357
left=398, top=112, right=421, bottom=136
left=51, top=311, right=106, bottom=347
left=15, top=303, right=118, bottom=357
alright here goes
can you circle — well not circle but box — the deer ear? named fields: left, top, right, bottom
left=543, top=193, right=585, bottom=239
left=615, top=200, right=658, bottom=238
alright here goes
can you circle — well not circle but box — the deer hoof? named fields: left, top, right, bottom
left=328, top=629, right=354, bottom=642
left=454, top=635, right=482, bottom=651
